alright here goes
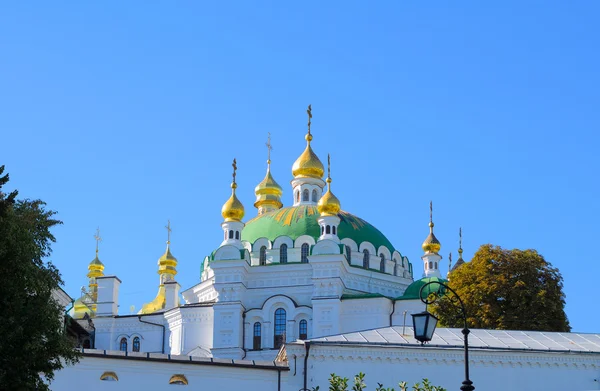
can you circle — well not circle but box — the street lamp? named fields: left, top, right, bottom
left=411, top=281, right=475, bottom=391
left=411, top=311, right=438, bottom=344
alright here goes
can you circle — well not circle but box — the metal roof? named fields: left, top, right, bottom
left=309, top=327, right=600, bottom=354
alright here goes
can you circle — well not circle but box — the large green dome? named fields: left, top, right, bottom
left=399, top=276, right=447, bottom=300
left=242, top=205, right=396, bottom=253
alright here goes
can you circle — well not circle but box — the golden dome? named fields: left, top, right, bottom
left=158, top=242, right=178, bottom=276
left=254, top=161, right=283, bottom=211
left=292, top=133, right=324, bottom=179
left=422, top=201, right=441, bottom=254
left=422, top=222, right=441, bottom=253
left=87, top=254, right=104, bottom=279
left=222, top=182, right=245, bottom=222
left=318, top=156, right=341, bottom=216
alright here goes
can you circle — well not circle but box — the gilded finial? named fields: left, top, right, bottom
left=94, top=227, right=102, bottom=256
left=266, top=132, right=273, bottom=165
left=165, top=220, right=172, bottom=245
left=307, top=104, right=312, bottom=136
left=222, top=158, right=245, bottom=221
left=327, top=153, right=331, bottom=183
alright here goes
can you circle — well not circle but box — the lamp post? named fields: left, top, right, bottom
left=411, top=281, right=474, bottom=391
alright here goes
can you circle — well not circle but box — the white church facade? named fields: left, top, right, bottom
left=54, top=107, right=600, bottom=390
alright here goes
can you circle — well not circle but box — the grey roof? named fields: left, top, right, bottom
left=309, top=327, right=600, bottom=354
left=81, top=349, right=288, bottom=370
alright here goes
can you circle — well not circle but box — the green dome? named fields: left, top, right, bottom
left=400, top=277, right=447, bottom=300
left=242, top=205, right=396, bottom=253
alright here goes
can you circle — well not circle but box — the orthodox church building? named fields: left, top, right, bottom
left=56, top=107, right=600, bottom=391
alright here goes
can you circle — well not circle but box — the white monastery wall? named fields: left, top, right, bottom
left=286, top=343, right=600, bottom=391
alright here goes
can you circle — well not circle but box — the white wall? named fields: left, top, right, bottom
left=286, top=343, right=600, bottom=391
left=51, top=354, right=286, bottom=391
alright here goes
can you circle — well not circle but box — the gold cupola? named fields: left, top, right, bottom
left=221, top=158, right=245, bottom=222
left=140, top=221, right=178, bottom=314
left=87, top=228, right=105, bottom=302
left=254, top=134, right=283, bottom=214
left=422, top=201, right=441, bottom=254
left=74, top=228, right=104, bottom=319
left=318, top=154, right=341, bottom=216
left=292, top=105, right=324, bottom=179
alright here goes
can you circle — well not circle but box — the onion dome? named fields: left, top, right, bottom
left=87, top=254, right=104, bottom=279
left=158, top=241, right=178, bottom=278
left=292, top=105, right=324, bottom=179
left=254, top=135, right=283, bottom=212
left=317, top=154, right=341, bottom=216
left=422, top=201, right=441, bottom=254
left=221, top=158, right=245, bottom=222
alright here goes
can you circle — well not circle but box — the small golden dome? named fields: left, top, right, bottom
left=158, top=242, right=178, bottom=276
left=292, top=133, right=324, bottom=179
left=422, top=222, right=442, bottom=253
left=318, top=178, right=341, bottom=216
left=87, top=255, right=104, bottom=279
left=254, top=163, right=283, bottom=211
left=222, top=182, right=245, bottom=222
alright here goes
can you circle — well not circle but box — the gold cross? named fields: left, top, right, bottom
left=266, top=133, right=273, bottom=163
left=94, top=227, right=102, bottom=255
left=459, top=227, right=462, bottom=248
left=232, top=158, right=237, bottom=183
left=429, top=201, right=433, bottom=223
left=327, top=153, right=331, bottom=179
left=307, top=104, right=312, bottom=134
left=165, top=220, right=172, bottom=244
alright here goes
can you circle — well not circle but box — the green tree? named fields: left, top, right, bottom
left=0, top=165, right=79, bottom=390
left=314, top=373, right=446, bottom=391
left=434, top=244, right=570, bottom=331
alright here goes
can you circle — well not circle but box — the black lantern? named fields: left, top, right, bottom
left=411, top=311, right=438, bottom=344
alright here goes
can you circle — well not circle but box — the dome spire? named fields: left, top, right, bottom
left=140, top=220, right=179, bottom=314
left=452, top=227, right=465, bottom=271
left=221, top=158, right=245, bottom=222
left=318, top=154, right=341, bottom=216
left=291, top=104, right=325, bottom=179
left=87, top=227, right=105, bottom=301
left=422, top=201, right=441, bottom=254
left=254, top=133, right=283, bottom=215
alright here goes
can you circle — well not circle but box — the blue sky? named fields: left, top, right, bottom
left=1, top=2, right=598, bottom=332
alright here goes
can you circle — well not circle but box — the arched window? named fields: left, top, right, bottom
left=311, top=189, right=317, bottom=202
left=363, top=249, right=370, bottom=269
left=235, top=231, right=240, bottom=240
left=434, top=262, right=437, bottom=269
left=380, top=254, right=385, bottom=272
left=253, top=322, right=261, bottom=350
left=321, top=226, right=324, bottom=234
left=425, top=262, right=428, bottom=270
left=259, top=246, right=267, bottom=266
left=169, top=374, right=188, bottom=385
left=274, top=308, right=286, bottom=348
left=228, top=230, right=234, bottom=239
left=133, top=337, right=140, bottom=352
left=295, top=191, right=300, bottom=203
left=345, top=245, right=352, bottom=263
left=301, top=243, right=309, bottom=263
left=100, top=371, right=119, bottom=381
left=429, top=261, right=433, bottom=269
left=299, top=319, right=308, bottom=340
left=332, top=226, right=336, bottom=235
left=302, top=189, right=309, bottom=202
left=326, top=225, right=331, bottom=234
left=394, top=261, right=398, bottom=276
left=280, top=244, right=288, bottom=263
left=119, top=337, right=127, bottom=352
